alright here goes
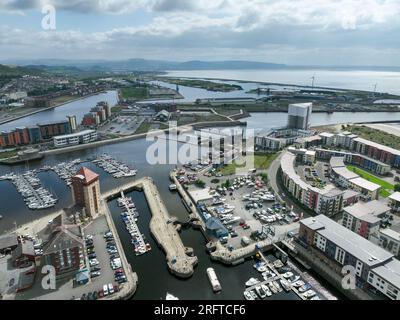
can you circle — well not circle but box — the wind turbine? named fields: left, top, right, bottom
left=310, top=74, right=316, bottom=88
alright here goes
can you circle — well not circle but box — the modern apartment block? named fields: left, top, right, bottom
left=342, top=200, right=390, bottom=239
left=350, top=137, right=400, bottom=168
left=388, top=192, right=400, bottom=213
left=38, top=120, right=71, bottom=140
left=71, top=167, right=101, bottom=219
left=329, top=156, right=381, bottom=201
left=287, top=103, right=313, bottom=130
left=53, top=129, right=98, bottom=148
left=298, top=215, right=400, bottom=300
left=280, top=151, right=344, bottom=216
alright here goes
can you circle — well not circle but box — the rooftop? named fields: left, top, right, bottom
left=330, top=156, right=346, bottom=168
left=332, top=166, right=359, bottom=180
left=73, top=167, right=99, bottom=185
left=389, top=192, right=400, bottom=202
left=350, top=177, right=381, bottom=192
left=371, top=258, right=400, bottom=289
left=301, top=214, right=394, bottom=267
left=353, top=137, right=400, bottom=156
left=53, top=130, right=96, bottom=140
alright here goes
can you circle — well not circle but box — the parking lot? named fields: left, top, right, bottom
left=99, top=115, right=144, bottom=136
left=186, top=170, right=300, bottom=251
left=15, top=215, right=121, bottom=300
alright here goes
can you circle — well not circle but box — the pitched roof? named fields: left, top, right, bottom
left=74, top=167, right=99, bottom=184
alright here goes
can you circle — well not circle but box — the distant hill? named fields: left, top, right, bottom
left=0, top=64, right=42, bottom=76
left=0, top=59, right=287, bottom=72
left=1, top=59, right=400, bottom=73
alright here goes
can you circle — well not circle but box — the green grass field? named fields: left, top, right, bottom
left=219, top=153, right=278, bottom=176
left=121, top=87, right=148, bottom=99
left=347, top=165, right=394, bottom=198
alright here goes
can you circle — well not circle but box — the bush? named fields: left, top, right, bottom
left=195, top=179, right=206, bottom=188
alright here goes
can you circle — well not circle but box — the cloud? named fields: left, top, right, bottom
left=0, top=0, right=400, bottom=65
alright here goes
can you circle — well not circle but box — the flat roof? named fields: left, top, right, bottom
left=0, top=233, right=18, bottom=249
left=350, top=177, right=381, bottom=192
left=330, top=156, right=346, bottom=168
left=189, top=188, right=214, bottom=203
left=332, top=166, right=359, bottom=180
left=302, top=215, right=393, bottom=267
left=343, top=203, right=380, bottom=224
left=353, top=137, right=400, bottom=156
left=343, top=189, right=360, bottom=200
left=389, top=192, right=400, bottom=202
left=54, top=130, right=96, bottom=140
left=372, top=259, right=400, bottom=289
left=380, top=228, right=400, bottom=242
left=319, top=132, right=335, bottom=138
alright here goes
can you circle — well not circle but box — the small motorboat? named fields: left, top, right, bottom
left=303, top=289, right=317, bottom=299
left=243, top=290, right=254, bottom=300
left=245, top=278, right=260, bottom=287
left=166, top=292, right=179, bottom=300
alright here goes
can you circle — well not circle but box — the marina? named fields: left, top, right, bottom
left=93, top=154, right=137, bottom=178
left=2, top=171, right=58, bottom=210
left=118, top=191, right=151, bottom=256
left=243, top=252, right=323, bottom=301
left=43, top=158, right=83, bottom=186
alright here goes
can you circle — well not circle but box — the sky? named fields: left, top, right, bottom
left=0, top=0, right=400, bottom=66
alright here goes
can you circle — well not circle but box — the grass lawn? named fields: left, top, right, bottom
left=219, top=153, right=278, bottom=176
left=347, top=165, right=394, bottom=198
left=0, top=150, right=18, bottom=159
left=121, top=87, right=148, bottom=99
left=134, top=121, right=152, bottom=134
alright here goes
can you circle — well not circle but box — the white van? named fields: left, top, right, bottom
left=108, top=283, right=115, bottom=294
left=103, top=284, right=109, bottom=296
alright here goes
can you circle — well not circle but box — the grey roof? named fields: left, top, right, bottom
left=206, top=217, right=227, bottom=232
left=350, top=177, right=381, bottom=192
left=0, top=233, right=18, bottom=250
left=332, top=166, right=359, bottom=180
left=365, top=200, right=390, bottom=217
left=372, top=259, right=400, bottom=289
left=330, top=156, right=346, bottom=168
left=353, top=137, right=400, bottom=156
left=389, top=192, right=400, bottom=202
left=342, top=189, right=360, bottom=200
left=302, top=215, right=393, bottom=267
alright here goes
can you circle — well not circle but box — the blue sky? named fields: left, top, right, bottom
left=0, top=0, right=400, bottom=66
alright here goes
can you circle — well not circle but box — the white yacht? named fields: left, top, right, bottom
left=245, top=277, right=260, bottom=287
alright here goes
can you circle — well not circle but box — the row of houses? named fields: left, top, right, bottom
left=298, top=214, right=400, bottom=300
left=81, top=101, right=111, bottom=127
left=0, top=120, right=72, bottom=148
left=280, top=151, right=344, bottom=217
left=319, top=131, right=400, bottom=169
left=53, top=130, right=98, bottom=148
left=329, top=156, right=381, bottom=201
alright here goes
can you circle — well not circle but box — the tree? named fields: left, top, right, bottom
left=394, top=184, right=400, bottom=192
left=195, top=179, right=206, bottom=188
